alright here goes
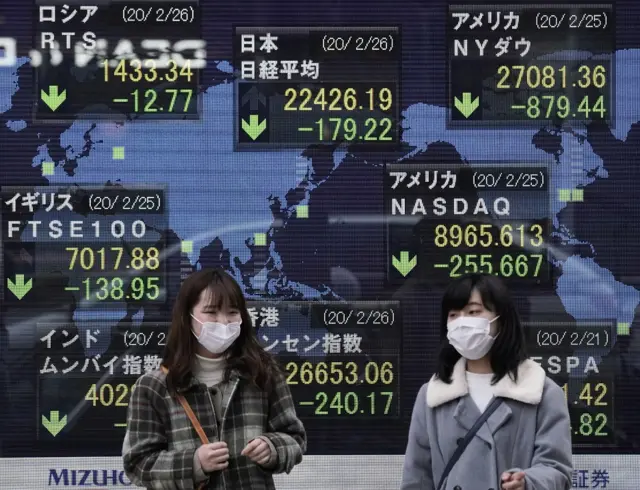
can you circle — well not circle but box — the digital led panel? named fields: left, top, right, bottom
left=0, top=0, right=638, bottom=489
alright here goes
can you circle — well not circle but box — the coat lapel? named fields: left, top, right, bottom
left=485, top=400, right=512, bottom=434
left=452, top=395, right=477, bottom=432
left=451, top=396, right=512, bottom=444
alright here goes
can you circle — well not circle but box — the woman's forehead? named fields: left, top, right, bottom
left=449, top=290, right=485, bottom=311
left=195, top=287, right=209, bottom=300
left=467, top=289, right=483, bottom=305
left=195, top=286, right=237, bottom=309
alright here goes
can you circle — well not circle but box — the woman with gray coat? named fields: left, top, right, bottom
left=401, top=274, right=573, bottom=490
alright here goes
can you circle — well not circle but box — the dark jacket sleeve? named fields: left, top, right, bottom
left=122, top=374, right=199, bottom=490
left=258, top=371, right=307, bottom=474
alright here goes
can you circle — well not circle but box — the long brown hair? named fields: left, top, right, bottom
left=162, top=268, right=281, bottom=394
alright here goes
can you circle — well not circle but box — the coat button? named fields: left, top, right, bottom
left=454, top=486, right=462, bottom=490
left=456, top=438, right=463, bottom=445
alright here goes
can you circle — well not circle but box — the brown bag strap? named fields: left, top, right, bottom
left=161, top=365, right=209, bottom=445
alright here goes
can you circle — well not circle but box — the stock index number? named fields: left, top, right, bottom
left=496, top=64, right=607, bottom=90
left=562, top=382, right=609, bottom=406
left=523, top=95, right=606, bottom=120
left=433, top=223, right=544, bottom=248
left=66, top=246, right=160, bottom=271
left=85, top=383, right=133, bottom=407
left=102, top=59, right=194, bottom=83
left=284, top=87, right=393, bottom=112
left=82, top=276, right=161, bottom=301
left=310, top=390, right=395, bottom=416
left=130, top=88, right=195, bottom=113
left=313, top=117, right=394, bottom=142
left=286, top=360, right=395, bottom=385
left=448, top=253, right=544, bottom=278
left=574, top=413, right=609, bottom=438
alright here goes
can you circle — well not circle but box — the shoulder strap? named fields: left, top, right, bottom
left=161, top=365, right=209, bottom=445
left=436, top=397, right=503, bottom=490
left=177, top=394, right=210, bottom=445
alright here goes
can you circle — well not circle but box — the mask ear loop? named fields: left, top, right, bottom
left=190, top=313, right=205, bottom=339
left=190, top=313, right=204, bottom=324
left=487, top=316, right=500, bottom=338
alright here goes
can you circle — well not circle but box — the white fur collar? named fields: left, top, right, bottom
left=426, top=358, right=546, bottom=408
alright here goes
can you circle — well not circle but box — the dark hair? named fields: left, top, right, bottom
left=435, top=273, right=527, bottom=385
left=162, top=268, right=281, bottom=394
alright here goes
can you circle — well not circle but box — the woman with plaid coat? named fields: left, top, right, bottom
left=122, top=268, right=307, bottom=489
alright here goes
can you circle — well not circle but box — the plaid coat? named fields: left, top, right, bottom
left=122, top=367, right=307, bottom=489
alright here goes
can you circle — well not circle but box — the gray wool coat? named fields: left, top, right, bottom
left=401, top=358, right=573, bottom=490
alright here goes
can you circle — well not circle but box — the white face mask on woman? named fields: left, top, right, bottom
left=447, top=316, right=500, bottom=360
left=191, top=314, right=241, bottom=354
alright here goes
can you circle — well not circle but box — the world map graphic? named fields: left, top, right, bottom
left=1, top=48, right=640, bottom=452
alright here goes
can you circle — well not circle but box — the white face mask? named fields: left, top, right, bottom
left=447, top=315, right=499, bottom=360
left=191, top=314, right=241, bottom=354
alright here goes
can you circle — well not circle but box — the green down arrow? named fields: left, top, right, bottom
left=42, top=410, right=67, bottom=437
left=454, top=92, right=479, bottom=118
left=7, top=274, right=32, bottom=299
left=241, top=115, right=267, bottom=140
left=41, top=85, right=67, bottom=111
left=392, top=251, right=417, bottom=277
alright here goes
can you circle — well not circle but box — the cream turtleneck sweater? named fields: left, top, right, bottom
left=192, top=354, right=226, bottom=387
